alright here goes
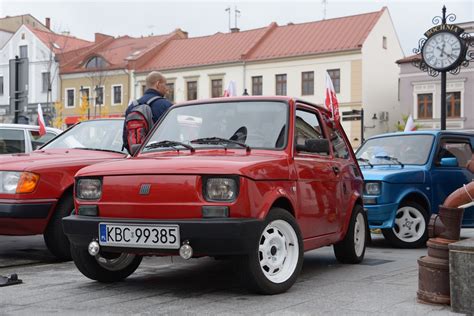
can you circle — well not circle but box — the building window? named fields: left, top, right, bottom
left=187, top=81, right=197, bottom=100
left=142, top=85, right=146, bottom=96
left=446, top=92, right=461, bottom=118
left=383, top=36, right=387, bottom=49
left=80, top=87, right=90, bottom=105
left=211, top=79, right=223, bottom=98
left=275, top=74, right=287, bottom=96
left=417, top=93, right=433, bottom=119
left=301, top=71, right=314, bottom=95
left=66, top=89, right=75, bottom=108
left=42, top=72, right=50, bottom=93
left=19, top=45, right=28, bottom=58
left=85, top=56, right=108, bottom=69
left=327, top=69, right=340, bottom=93
left=112, top=85, right=122, bottom=105
left=95, top=86, right=104, bottom=105
left=166, top=83, right=174, bottom=102
left=252, top=76, right=262, bottom=96
left=0, top=76, right=3, bottom=95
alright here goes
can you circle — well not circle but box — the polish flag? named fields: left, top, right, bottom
left=223, top=80, right=236, bottom=97
left=325, top=71, right=340, bottom=122
left=37, top=104, right=46, bottom=136
left=404, top=114, right=417, bottom=132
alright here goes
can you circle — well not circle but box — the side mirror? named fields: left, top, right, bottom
left=440, top=157, right=458, bottom=167
left=130, top=144, right=141, bottom=156
left=296, top=138, right=330, bottom=154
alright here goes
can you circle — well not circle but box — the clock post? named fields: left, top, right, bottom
left=413, top=6, right=473, bottom=130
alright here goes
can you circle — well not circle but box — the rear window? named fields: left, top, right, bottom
left=0, top=129, right=25, bottom=153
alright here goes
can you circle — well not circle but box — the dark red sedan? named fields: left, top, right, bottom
left=64, top=97, right=367, bottom=294
left=0, top=119, right=126, bottom=260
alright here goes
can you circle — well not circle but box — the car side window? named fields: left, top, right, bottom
left=0, top=129, right=25, bottom=153
left=437, top=139, right=472, bottom=167
left=324, top=121, right=350, bottom=159
left=29, top=130, right=57, bottom=150
left=294, top=109, right=327, bottom=155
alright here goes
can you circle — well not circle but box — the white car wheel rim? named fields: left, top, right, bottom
left=96, top=253, right=136, bottom=271
left=354, top=212, right=366, bottom=257
left=393, top=206, right=426, bottom=243
left=258, top=219, right=299, bottom=284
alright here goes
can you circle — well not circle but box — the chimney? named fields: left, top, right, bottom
left=95, top=33, right=113, bottom=43
left=230, top=27, right=240, bottom=33
left=45, top=17, right=50, bottom=30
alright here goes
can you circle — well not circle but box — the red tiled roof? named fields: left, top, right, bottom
left=138, top=27, right=270, bottom=71
left=396, top=54, right=421, bottom=64
left=246, top=10, right=384, bottom=61
left=60, top=31, right=183, bottom=74
left=28, top=26, right=92, bottom=53
left=138, top=8, right=384, bottom=72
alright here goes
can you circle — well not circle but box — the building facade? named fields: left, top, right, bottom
left=397, top=22, right=474, bottom=130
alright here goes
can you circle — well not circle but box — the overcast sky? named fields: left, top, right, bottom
left=0, top=0, right=473, bottom=56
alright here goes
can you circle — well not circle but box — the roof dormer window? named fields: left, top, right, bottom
left=85, top=56, right=108, bottom=69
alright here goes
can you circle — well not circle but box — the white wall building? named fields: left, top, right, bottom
left=0, top=24, right=91, bottom=123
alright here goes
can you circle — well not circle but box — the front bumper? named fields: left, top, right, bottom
left=0, top=200, right=53, bottom=219
left=63, top=215, right=263, bottom=256
left=365, top=203, right=398, bottom=229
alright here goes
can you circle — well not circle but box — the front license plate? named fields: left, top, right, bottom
left=99, top=223, right=180, bottom=249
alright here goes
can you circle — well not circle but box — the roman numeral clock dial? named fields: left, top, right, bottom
left=422, top=32, right=462, bottom=71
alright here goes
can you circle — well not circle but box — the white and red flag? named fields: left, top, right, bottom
left=404, top=114, right=417, bottom=132
left=223, top=80, right=236, bottom=97
left=325, top=71, right=340, bottom=122
left=37, top=104, right=46, bottom=136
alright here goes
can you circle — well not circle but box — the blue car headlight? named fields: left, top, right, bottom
left=364, top=182, right=381, bottom=195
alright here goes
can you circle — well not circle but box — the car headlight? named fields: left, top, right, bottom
left=0, top=171, right=40, bottom=194
left=365, top=182, right=381, bottom=195
left=204, top=177, right=238, bottom=201
left=76, top=178, right=102, bottom=200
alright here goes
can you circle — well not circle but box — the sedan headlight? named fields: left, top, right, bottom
left=76, top=178, right=102, bottom=200
left=0, top=171, right=40, bottom=194
left=365, top=182, right=381, bottom=195
left=204, top=177, right=238, bottom=201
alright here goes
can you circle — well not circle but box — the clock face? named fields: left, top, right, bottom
left=422, top=32, right=463, bottom=71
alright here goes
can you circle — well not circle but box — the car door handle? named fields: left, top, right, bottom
left=332, top=166, right=340, bottom=175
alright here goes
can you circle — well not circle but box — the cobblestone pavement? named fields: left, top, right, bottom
left=1, top=230, right=473, bottom=315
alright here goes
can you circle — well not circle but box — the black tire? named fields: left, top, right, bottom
left=70, top=244, right=142, bottom=282
left=334, top=204, right=367, bottom=264
left=241, top=208, right=304, bottom=295
left=382, top=201, right=428, bottom=248
left=43, top=193, right=74, bottom=260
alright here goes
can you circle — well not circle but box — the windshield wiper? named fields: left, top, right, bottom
left=374, top=155, right=404, bottom=168
left=144, top=140, right=195, bottom=153
left=72, top=147, right=125, bottom=154
left=190, top=137, right=250, bottom=152
left=357, top=157, right=373, bottom=168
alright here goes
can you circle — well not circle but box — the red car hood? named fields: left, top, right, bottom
left=0, top=148, right=126, bottom=171
left=77, top=151, right=291, bottom=180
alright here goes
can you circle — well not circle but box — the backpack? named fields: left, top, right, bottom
left=123, top=96, right=162, bottom=153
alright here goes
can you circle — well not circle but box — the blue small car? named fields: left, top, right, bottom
left=356, top=131, right=474, bottom=248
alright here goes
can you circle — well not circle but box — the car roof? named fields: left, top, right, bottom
left=366, top=130, right=474, bottom=140
left=0, top=123, right=62, bottom=134
left=171, top=96, right=330, bottom=113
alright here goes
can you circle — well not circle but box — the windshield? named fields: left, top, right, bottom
left=356, top=134, right=434, bottom=165
left=142, top=101, right=288, bottom=153
left=42, top=120, right=126, bottom=153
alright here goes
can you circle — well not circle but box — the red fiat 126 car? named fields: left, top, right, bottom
left=0, top=119, right=127, bottom=260
left=63, top=97, right=367, bottom=294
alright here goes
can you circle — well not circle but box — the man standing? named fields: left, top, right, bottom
left=122, top=71, right=172, bottom=153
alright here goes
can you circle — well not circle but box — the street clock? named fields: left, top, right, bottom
left=422, top=31, right=464, bottom=71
